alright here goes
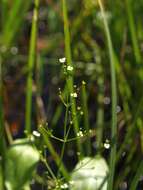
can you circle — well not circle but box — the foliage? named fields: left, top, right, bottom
left=4, top=139, right=40, bottom=190
left=0, top=0, right=143, bottom=189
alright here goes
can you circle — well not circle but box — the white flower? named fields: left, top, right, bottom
left=70, top=92, right=78, bottom=98
left=59, top=57, right=66, bottom=63
left=67, top=66, right=73, bottom=71
left=32, top=130, right=40, bottom=137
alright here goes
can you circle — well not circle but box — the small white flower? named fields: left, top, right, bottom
left=77, top=106, right=81, bottom=110
left=60, top=183, right=69, bottom=189
left=32, top=130, right=41, bottom=137
left=77, top=131, right=84, bottom=137
left=67, top=66, right=73, bottom=71
left=70, top=92, right=78, bottom=98
left=104, top=139, right=110, bottom=149
left=59, top=57, right=66, bottom=63
left=104, top=143, right=110, bottom=149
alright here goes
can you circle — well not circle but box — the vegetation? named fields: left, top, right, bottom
left=0, top=0, right=143, bottom=189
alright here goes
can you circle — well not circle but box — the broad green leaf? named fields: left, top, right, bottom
left=70, top=156, right=109, bottom=190
left=4, top=139, right=40, bottom=190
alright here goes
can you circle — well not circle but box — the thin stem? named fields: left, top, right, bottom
left=57, top=100, right=69, bottom=176
left=25, top=0, right=39, bottom=134
left=125, top=0, right=141, bottom=64
left=39, top=126, right=86, bottom=143
left=39, top=127, right=69, bottom=179
left=0, top=57, right=5, bottom=190
left=62, top=0, right=83, bottom=156
left=81, top=81, right=91, bottom=156
left=95, top=49, right=104, bottom=153
left=41, top=156, right=57, bottom=181
left=0, top=57, right=4, bottom=140
left=98, top=1, right=117, bottom=189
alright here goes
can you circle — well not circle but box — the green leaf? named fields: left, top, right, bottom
left=4, top=139, right=40, bottom=190
left=70, top=156, right=109, bottom=190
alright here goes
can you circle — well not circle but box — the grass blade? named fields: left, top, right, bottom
left=95, top=50, right=104, bottom=153
left=1, top=1, right=31, bottom=47
left=98, top=1, right=117, bottom=189
left=0, top=57, right=6, bottom=190
left=130, top=161, right=143, bottom=190
left=81, top=81, right=91, bottom=156
left=1, top=0, right=8, bottom=26
left=25, top=0, right=39, bottom=134
left=125, top=0, right=141, bottom=64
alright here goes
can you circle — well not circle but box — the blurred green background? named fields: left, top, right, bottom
left=1, top=0, right=143, bottom=189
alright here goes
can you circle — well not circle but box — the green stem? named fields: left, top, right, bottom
left=81, top=81, right=91, bottom=156
left=25, top=0, right=39, bottom=134
left=1, top=0, right=8, bottom=26
left=0, top=57, right=6, bottom=190
left=39, top=127, right=69, bottom=179
left=57, top=101, right=69, bottom=176
left=51, top=85, right=67, bottom=128
left=62, top=0, right=83, bottom=156
left=41, top=156, right=57, bottom=181
left=95, top=51, right=104, bottom=153
left=98, top=1, right=117, bottom=189
left=125, top=0, right=141, bottom=64
left=1, top=1, right=31, bottom=47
